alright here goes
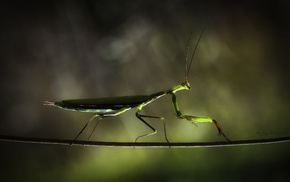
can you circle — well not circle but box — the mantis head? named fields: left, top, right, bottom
left=181, top=82, right=191, bottom=90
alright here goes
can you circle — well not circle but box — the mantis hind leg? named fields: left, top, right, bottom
left=135, top=105, right=169, bottom=143
left=87, top=117, right=102, bottom=140
left=70, top=114, right=102, bottom=145
left=71, top=107, right=131, bottom=145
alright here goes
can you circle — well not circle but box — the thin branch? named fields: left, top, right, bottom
left=0, top=135, right=290, bottom=148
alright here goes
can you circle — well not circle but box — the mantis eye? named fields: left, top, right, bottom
left=181, top=82, right=191, bottom=90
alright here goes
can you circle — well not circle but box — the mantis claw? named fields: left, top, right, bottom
left=213, top=119, right=230, bottom=142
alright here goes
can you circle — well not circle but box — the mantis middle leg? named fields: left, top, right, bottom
left=135, top=102, right=169, bottom=143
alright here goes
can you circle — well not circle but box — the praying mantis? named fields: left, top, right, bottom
left=44, top=28, right=230, bottom=144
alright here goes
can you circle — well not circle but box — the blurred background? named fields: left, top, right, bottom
left=0, top=0, right=290, bottom=181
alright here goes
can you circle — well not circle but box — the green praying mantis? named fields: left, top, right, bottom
left=44, top=28, right=230, bottom=144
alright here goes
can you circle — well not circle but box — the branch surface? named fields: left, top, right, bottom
left=0, top=135, right=290, bottom=148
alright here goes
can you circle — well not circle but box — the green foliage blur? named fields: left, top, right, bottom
left=0, top=0, right=289, bottom=181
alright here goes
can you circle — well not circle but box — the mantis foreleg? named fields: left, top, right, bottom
left=170, top=92, right=230, bottom=141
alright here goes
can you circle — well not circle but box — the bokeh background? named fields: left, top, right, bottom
left=0, top=0, right=290, bottom=181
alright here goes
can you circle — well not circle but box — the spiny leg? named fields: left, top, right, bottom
left=171, top=92, right=230, bottom=141
left=135, top=104, right=169, bottom=143
left=213, top=119, right=230, bottom=141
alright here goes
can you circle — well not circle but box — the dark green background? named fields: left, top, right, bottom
left=0, top=0, right=289, bottom=181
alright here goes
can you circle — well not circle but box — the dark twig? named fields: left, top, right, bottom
left=0, top=135, right=290, bottom=148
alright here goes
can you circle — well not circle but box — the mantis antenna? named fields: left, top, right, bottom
left=185, top=26, right=206, bottom=82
